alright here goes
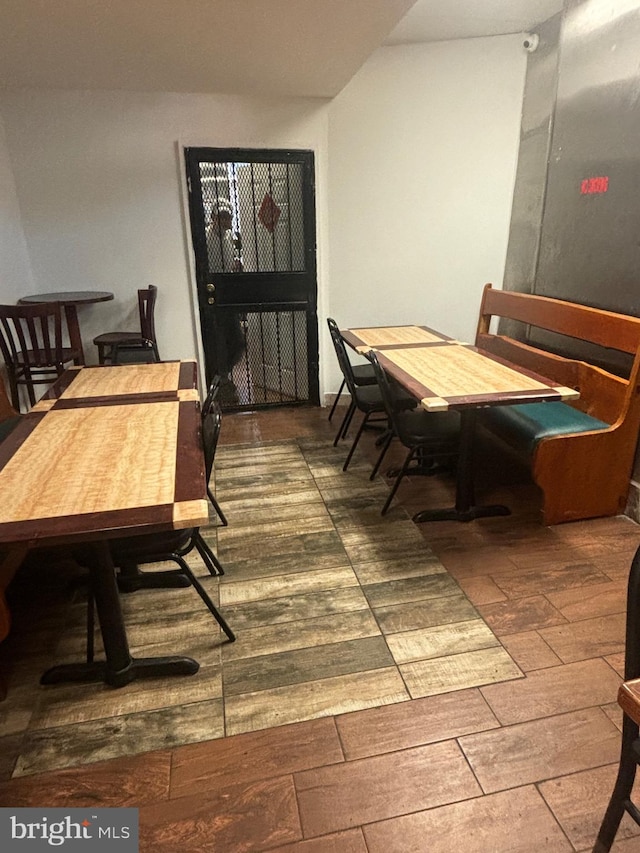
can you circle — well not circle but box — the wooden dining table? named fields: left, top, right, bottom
left=342, top=326, right=579, bottom=522
left=0, top=361, right=210, bottom=687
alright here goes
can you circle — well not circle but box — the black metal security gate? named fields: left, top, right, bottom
left=185, top=147, right=319, bottom=410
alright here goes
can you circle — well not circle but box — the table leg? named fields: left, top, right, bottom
left=40, top=541, right=199, bottom=687
left=412, top=409, right=511, bottom=523
left=63, top=304, right=85, bottom=365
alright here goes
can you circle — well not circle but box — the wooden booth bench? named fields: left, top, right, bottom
left=475, top=283, right=640, bottom=525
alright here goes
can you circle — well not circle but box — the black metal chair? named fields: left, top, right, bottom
left=0, top=302, right=80, bottom=410
left=326, top=319, right=376, bottom=422
left=93, top=285, right=160, bottom=364
left=202, top=377, right=228, bottom=527
left=327, top=317, right=389, bottom=471
left=594, top=544, right=640, bottom=851
left=84, top=403, right=234, bottom=652
left=367, top=351, right=460, bottom=515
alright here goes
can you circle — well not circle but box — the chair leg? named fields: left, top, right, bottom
left=381, top=448, right=416, bottom=515
left=370, top=430, right=394, bottom=481
left=343, top=413, right=370, bottom=472
left=334, top=400, right=354, bottom=447
left=207, top=487, right=228, bottom=526
left=194, top=531, right=225, bottom=577
left=594, top=714, right=640, bottom=852
left=341, top=401, right=357, bottom=440
left=172, top=554, right=235, bottom=642
left=328, top=379, right=345, bottom=422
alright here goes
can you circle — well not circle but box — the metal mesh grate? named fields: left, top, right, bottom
left=215, top=306, right=309, bottom=409
left=200, top=160, right=306, bottom=274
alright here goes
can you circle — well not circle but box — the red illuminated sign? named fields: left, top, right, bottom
left=580, top=176, right=609, bottom=194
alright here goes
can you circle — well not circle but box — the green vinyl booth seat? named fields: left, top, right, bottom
left=482, top=401, right=610, bottom=456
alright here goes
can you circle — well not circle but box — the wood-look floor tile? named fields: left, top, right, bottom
left=170, top=716, right=343, bottom=798
left=0, top=682, right=36, bottom=737
left=267, top=828, right=368, bottom=853
left=29, top=664, right=222, bottom=730
left=386, top=619, right=499, bottom=664
left=220, top=567, right=359, bottom=605
left=216, top=530, right=349, bottom=577
left=363, top=785, right=572, bottom=853
left=605, top=652, right=625, bottom=677
left=400, top=646, right=522, bottom=698
left=601, top=702, right=623, bottom=731
left=220, top=486, right=323, bottom=512
left=456, top=575, right=508, bottom=605
left=217, top=497, right=328, bottom=525
left=340, top=522, right=432, bottom=564
left=0, top=750, right=171, bottom=807
left=57, top=610, right=226, bottom=657
left=321, top=501, right=402, bottom=528
left=0, top=733, right=23, bottom=782
left=336, top=687, right=499, bottom=760
left=140, top=775, right=301, bottom=853
left=546, top=581, right=627, bottom=622
left=374, top=592, right=479, bottom=635
left=479, top=659, right=621, bottom=725
left=477, top=595, right=567, bottom=636
left=224, top=636, right=394, bottom=696
left=436, top=547, right=518, bottom=579
left=217, top=514, right=334, bottom=546
left=351, top=554, right=446, bottom=585
left=362, top=573, right=460, bottom=608
left=492, top=563, right=609, bottom=599
left=498, top=630, right=563, bottom=672
left=459, top=707, right=620, bottom=793
left=13, top=699, right=224, bottom=777
left=295, top=740, right=481, bottom=837
left=223, top=587, right=370, bottom=631
left=315, top=478, right=391, bottom=501
left=539, top=763, right=640, bottom=850
left=225, top=668, right=409, bottom=736
left=221, top=609, right=381, bottom=662
left=538, top=613, right=626, bottom=663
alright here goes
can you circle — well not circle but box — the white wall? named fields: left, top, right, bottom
left=0, top=90, right=330, bottom=369
left=0, top=113, right=34, bottom=301
left=0, top=35, right=526, bottom=403
left=325, top=34, right=527, bottom=397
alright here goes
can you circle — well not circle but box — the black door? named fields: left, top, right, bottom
left=185, top=147, right=319, bottom=410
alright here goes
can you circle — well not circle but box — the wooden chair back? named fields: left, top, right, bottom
left=138, top=285, right=158, bottom=343
left=0, top=303, right=66, bottom=408
left=475, top=283, right=640, bottom=427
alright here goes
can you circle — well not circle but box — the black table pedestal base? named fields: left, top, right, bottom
left=40, top=655, right=200, bottom=688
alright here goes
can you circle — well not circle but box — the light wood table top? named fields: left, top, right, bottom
left=376, top=343, right=579, bottom=412
left=341, top=325, right=452, bottom=353
left=32, top=360, right=199, bottom=411
left=0, top=398, right=208, bottom=546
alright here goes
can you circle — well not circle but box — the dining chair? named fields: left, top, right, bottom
left=327, top=317, right=389, bottom=470
left=593, top=543, right=640, bottom=851
left=93, top=285, right=160, bottom=364
left=326, top=319, right=376, bottom=422
left=202, top=376, right=228, bottom=526
left=0, top=302, right=80, bottom=411
left=367, top=351, right=460, bottom=514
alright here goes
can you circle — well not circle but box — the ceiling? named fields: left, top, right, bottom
left=0, top=0, right=564, bottom=98
left=386, top=0, right=564, bottom=45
